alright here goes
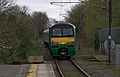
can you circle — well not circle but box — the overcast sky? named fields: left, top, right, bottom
left=16, top=0, right=80, bottom=21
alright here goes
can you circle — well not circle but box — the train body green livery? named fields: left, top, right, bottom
left=43, top=22, right=76, bottom=57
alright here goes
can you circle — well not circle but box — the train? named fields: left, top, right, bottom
left=43, top=22, right=76, bottom=58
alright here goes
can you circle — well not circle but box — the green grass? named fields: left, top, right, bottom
left=18, top=46, right=47, bottom=60
left=76, top=47, right=103, bottom=60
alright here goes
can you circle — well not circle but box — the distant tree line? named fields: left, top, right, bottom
left=66, top=0, right=120, bottom=46
left=0, top=0, right=49, bottom=64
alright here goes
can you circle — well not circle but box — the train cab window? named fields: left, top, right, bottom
left=63, top=28, right=73, bottom=36
left=52, top=28, right=62, bottom=36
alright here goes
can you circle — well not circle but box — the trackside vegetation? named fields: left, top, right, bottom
left=0, top=0, right=49, bottom=64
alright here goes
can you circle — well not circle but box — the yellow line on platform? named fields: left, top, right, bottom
left=26, top=64, right=37, bottom=77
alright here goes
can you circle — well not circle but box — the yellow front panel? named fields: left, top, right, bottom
left=51, top=37, right=74, bottom=44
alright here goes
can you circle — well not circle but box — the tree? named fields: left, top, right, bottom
left=0, top=0, right=49, bottom=63
left=0, top=0, right=14, bottom=18
left=82, top=0, right=108, bottom=45
left=0, top=3, right=39, bottom=63
left=66, top=4, right=85, bottom=38
left=0, top=0, right=20, bottom=63
left=66, top=0, right=120, bottom=46
left=32, top=12, right=49, bottom=37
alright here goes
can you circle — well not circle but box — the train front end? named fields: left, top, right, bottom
left=49, top=23, right=76, bottom=57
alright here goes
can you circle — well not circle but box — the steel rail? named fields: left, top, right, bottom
left=55, top=59, right=65, bottom=77
left=71, top=59, right=91, bottom=77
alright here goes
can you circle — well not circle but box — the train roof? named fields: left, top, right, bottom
left=50, top=22, right=75, bottom=28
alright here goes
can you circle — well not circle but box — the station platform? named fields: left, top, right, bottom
left=27, top=64, right=55, bottom=77
left=37, top=64, right=55, bottom=77
left=0, top=57, right=55, bottom=77
left=0, top=64, right=29, bottom=77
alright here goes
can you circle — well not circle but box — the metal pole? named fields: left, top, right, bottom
left=108, top=0, right=112, bottom=63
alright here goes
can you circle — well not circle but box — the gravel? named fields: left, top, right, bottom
left=72, top=55, right=120, bottom=77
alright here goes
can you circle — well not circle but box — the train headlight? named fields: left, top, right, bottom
left=67, top=42, right=74, bottom=44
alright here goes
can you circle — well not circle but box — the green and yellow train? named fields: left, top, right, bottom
left=43, top=22, right=76, bottom=58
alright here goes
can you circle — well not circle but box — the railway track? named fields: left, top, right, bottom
left=55, top=59, right=91, bottom=77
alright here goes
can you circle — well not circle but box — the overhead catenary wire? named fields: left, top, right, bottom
left=50, top=0, right=81, bottom=21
